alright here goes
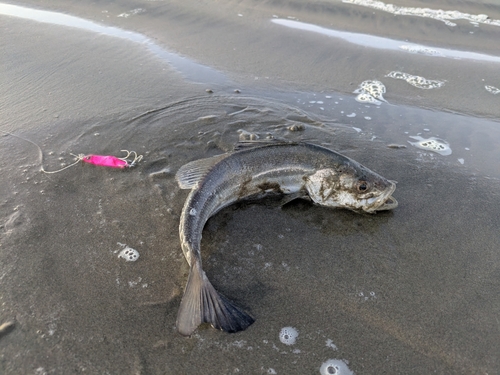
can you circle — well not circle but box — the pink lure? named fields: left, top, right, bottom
left=81, top=155, right=129, bottom=168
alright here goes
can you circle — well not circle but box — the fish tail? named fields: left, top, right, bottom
left=176, top=261, right=255, bottom=336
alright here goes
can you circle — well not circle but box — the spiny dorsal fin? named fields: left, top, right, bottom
left=176, top=153, right=228, bottom=189
left=176, top=139, right=296, bottom=189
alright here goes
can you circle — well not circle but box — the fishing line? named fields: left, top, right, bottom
left=0, top=130, right=142, bottom=173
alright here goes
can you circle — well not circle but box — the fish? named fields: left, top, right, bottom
left=175, top=141, right=397, bottom=336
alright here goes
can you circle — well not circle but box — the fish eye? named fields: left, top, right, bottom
left=356, top=180, right=370, bottom=192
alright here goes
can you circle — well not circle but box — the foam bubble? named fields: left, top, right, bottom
left=117, top=8, right=146, bottom=18
left=342, top=0, right=500, bottom=28
left=485, top=85, right=500, bottom=95
left=319, top=359, right=354, bottom=375
left=399, top=44, right=442, bottom=56
left=386, top=71, right=444, bottom=89
left=279, top=326, right=298, bottom=345
left=354, top=80, right=386, bottom=101
left=408, top=136, right=452, bottom=156
left=353, top=80, right=386, bottom=105
left=355, top=93, right=381, bottom=105
left=326, top=339, right=338, bottom=350
left=118, top=246, right=140, bottom=262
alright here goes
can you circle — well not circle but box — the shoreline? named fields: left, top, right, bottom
left=2, top=1, right=500, bottom=118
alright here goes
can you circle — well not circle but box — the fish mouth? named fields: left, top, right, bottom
left=365, top=181, right=398, bottom=212
left=375, top=195, right=398, bottom=211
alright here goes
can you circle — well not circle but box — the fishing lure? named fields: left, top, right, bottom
left=78, top=150, right=143, bottom=169
left=47, top=150, right=143, bottom=173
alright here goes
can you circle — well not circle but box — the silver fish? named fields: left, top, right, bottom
left=175, top=142, right=397, bottom=336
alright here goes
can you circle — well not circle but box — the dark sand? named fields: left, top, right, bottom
left=1, top=1, right=500, bottom=374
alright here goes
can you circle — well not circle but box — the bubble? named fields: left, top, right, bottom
left=343, top=0, right=500, bottom=28
left=408, top=136, right=452, bottom=156
left=128, top=277, right=142, bottom=287
left=355, top=93, right=381, bottom=105
left=319, top=359, right=354, bottom=375
left=399, top=45, right=442, bottom=56
left=386, top=71, right=444, bottom=89
left=118, top=246, right=140, bottom=262
left=354, top=80, right=387, bottom=103
left=279, top=326, right=298, bottom=345
left=117, top=8, right=145, bottom=18
left=189, top=208, right=197, bottom=216
left=485, top=85, right=500, bottom=95
left=326, top=339, right=338, bottom=350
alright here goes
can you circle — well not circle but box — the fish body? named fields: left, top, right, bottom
left=175, top=142, right=397, bottom=336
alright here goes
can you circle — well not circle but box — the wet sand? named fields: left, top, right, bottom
left=1, top=1, right=500, bottom=374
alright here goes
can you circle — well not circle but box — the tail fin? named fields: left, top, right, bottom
left=176, top=262, right=255, bottom=336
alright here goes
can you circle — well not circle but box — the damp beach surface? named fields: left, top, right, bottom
left=1, top=1, right=500, bottom=374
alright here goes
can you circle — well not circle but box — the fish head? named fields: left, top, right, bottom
left=305, top=165, right=397, bottom=213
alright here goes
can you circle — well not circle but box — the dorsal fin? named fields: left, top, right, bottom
left=176, top=153, right=228, bottom=189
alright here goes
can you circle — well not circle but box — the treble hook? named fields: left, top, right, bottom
left=120, top=150, right=143, bottom=167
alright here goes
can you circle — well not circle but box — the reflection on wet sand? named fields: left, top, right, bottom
left=0, top=3, right=228, bottom=84
left=272, top=18, right=500, bottom=63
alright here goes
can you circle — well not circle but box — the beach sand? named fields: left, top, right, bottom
left=1, top=1, right=499, bottom=374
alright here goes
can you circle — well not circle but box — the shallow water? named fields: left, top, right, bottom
left=1, top=1, right=500, bottom=374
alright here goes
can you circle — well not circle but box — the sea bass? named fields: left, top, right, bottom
left=175, top=142, right=397, bottom=336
